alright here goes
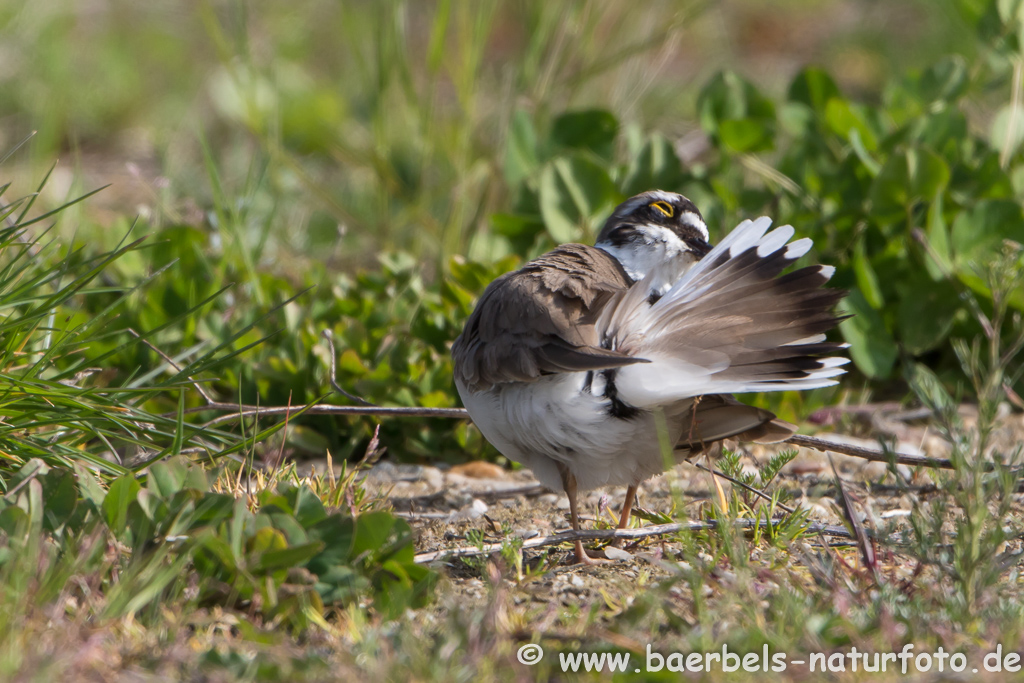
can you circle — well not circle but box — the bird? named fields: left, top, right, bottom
left=451, top=190, right=847, bottom=564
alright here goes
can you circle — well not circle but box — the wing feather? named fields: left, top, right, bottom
left=452, top=244, right=648, bottom=391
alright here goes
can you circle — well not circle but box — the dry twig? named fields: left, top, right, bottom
left=413, top=519, right=856, bottom=564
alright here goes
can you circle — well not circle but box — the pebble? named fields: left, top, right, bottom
left=448, top=498, right=488, bottom=522
left=604, top=546, right=632, bottom=562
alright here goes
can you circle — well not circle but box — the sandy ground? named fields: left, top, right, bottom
left=343, top=404, right=1024, bottom=609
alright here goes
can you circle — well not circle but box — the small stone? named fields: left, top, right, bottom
left=448, top=498, right=489, bottom=522
left=420, top=466, right=444, bottom=489
left=603, top=546, right=632, bottom=562
left=571, top=575, right=585, bottom=588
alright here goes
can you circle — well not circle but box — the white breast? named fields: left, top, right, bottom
left=596, top=225, right=699, bottom=283
left=455, top=373, right=688, bottom=492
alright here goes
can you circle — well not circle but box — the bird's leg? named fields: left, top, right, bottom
left=706, top=454, right=730, bottom=511
left=609, top=484, right=638, bottom=548
left=559, top=465, right=608, bottom=565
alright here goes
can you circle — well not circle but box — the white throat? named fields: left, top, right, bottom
left=596, top=225, right=698, bottom=281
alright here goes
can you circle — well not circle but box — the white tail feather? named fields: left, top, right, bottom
left=598, top=217, right=846, bottom=409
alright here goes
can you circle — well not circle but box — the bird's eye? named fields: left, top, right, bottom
left=650, top=201, right=674, bottom=218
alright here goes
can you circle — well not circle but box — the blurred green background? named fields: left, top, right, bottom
left=1, top=0, right=1021, bottom=465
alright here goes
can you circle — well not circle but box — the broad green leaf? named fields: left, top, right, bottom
left=282, top=484, right=327, bottom=528
left=896, top=275, right=958, bottom=354
left=698, top=71, right=776, bottom=133
left=719, top=119, right=773, bottom=153
left=351, top=510, right=400, bottom=558
left=869, top=147, right=950, bottom=221
left=838, top=289, right=898, bottom=378
left=256, top=541, right=326, bottom=572
left=306, top=515, right=356, bottom=571
left=918, top=55, right=969, bottom=103
left=788, top=67, right=841, bottom=113
left=73, top=462, right=107, bottom=509
left=924, top=194, right=953, bottom=279
left=148, top=458, right=189, bottom=498
left=249, top=526, right=288, bottom=557
left=852, top=238, right=884, bottom=309
left=990, top=103, right=1024, bottom=161
left=825, top=98, right=878, bottom=151
left=103, top=474, right=141, bottom=537
left=40, top=468, right=76, bottom=532
left=504, top=109, right=539, bottom=186
left=950, top=199, right=1024, bottom=267
left=339, top=349, right=368, bottom=376
left=538, top=155, right=618, bottom=243
left=550, top=109, right=619, bottom=160
left=998, top=0, right=1024, bottom=24
left=622, top=133, right=683, bottom=196
left=490, top=212, right=543, bottom=239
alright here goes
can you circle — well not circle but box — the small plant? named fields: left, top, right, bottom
left=902, top=239, right=1024, bottom=621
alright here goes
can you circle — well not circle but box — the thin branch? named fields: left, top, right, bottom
left=320, top=330, right=377, bottom=406
left=186, top=398, right=961, bottom=469
left=414, top=519, right=856, bottom=564
left=128, top=328, right=216, bottom=404
left=197, top=403, right=470, bottom=428
left=786, top=433, right=954, bottom=470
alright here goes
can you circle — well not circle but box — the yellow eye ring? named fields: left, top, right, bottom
left=650, top=201, right=674, bottom=218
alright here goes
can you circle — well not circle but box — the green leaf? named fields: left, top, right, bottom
left=825, top=98, right=878, bottom=151
left=148, top=458, right=189, bottom=498
left=918, top=55, right=968, bottom=103
left=924, top=194, right=953, bottom=279
left=869, top=147, right=950, bottom=222
left=718, top=119, right=773, bottom=153
left=103, top=474, right=141, bottom=537
left=852, top=238, right=884, bottom=309
left=699, top=71, right=776, bottom=131
left=306, top=515, right=356, bottom=573
left=282, top=485, right=327, bottom=528
left=538, top=155, right=618, bottom=243
left=489, top=212, right=543, bottom=239
left=990, top=103, right=1024, bottom=161
left=504, top=109, right=539, bottom=186
left=249, top=526, right=289, bottom=557
left=905, top=362, right=956, bottom=414
left=255, top=541, right=326, bottom=572
left=950, top=199, right=1024, bottom=268
left=838, top=289, right=898, bottom=379
left=788, top=67, right=841, bottom=113
left=550, top=109, right=619, bottom=160
left=39, top=468, right=77, bottom=532
left=73, top=462, right=107, bottom=509
left=351, top=510, right=400, bottom=558
left=895, top=274, right=958, bottom=354
left=621, top=133, right=683, bottom=196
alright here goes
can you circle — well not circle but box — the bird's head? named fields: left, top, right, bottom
left=595, top=190, right=711, bottom=281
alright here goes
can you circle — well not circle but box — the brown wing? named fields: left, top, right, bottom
left=452, top=244, right=648, bottom=391
left=675, top=394, right=797, bottom=455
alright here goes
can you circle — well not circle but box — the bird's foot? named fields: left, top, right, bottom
left=572, top=541, right=613, bottom=565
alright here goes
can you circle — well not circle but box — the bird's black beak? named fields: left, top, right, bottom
left=687, top=237, right=713, bottom=258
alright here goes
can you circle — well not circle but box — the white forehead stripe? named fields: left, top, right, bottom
left=617, top=190, right=686, bottom=216
left=678, top=210, right=709, bottom=241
